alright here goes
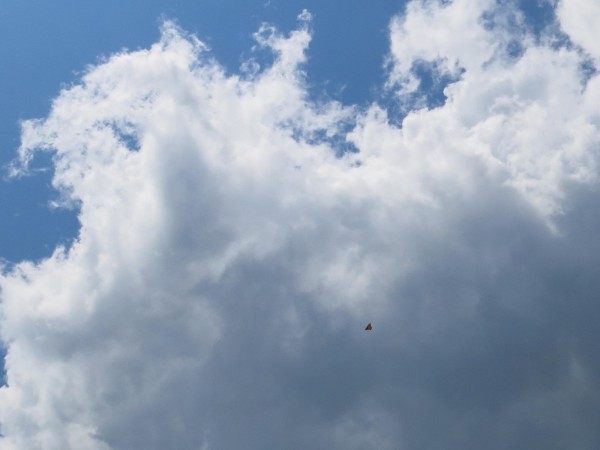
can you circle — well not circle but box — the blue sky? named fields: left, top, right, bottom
left=1, top=0, right=600, bottom=448
left=0, top=0, right=406, bottom=265
left=0, top=0, right=558, bottom=263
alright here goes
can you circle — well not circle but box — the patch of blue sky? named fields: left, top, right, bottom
left=482, top=0, right=561, bottom=43
left=505, top=1, right=598, bottom=84
left=386, top=60, right=465, bottom=125
left=384, top=1, right=577, bottom=125
left=1, top=152, right=80, bottom=264
left=579, top=58, right=598, bottom=85
left=0, top=0, right=408, bottom=265
left=514, top=0, right=559, bottom=38
left=107, top=121, right=142, bottom=153
left=278, top=0, right=408, bottom=106
left=290, top=126, right=360, bottom=158
left=0, top=0, right=162, bottom=264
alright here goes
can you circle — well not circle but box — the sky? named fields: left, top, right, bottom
left=0, top=0, right=600, bottom=448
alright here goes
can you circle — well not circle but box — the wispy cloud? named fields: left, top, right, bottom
left=1, top=2, right=600, bottom=448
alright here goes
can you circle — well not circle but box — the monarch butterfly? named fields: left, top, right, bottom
left=365, top=323, right=372, bottom=331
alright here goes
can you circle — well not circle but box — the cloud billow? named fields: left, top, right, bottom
left=1, top=1, right=600, bottom=449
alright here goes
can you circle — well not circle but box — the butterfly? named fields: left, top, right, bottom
left=365, top=323, right=372, bottom=331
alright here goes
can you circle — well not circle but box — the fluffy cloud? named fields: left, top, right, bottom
left=558, top=0, right=600, bottom=61
left=387, top=0, right=600, bottom=219
left=1, top=1, right=600, bottom=449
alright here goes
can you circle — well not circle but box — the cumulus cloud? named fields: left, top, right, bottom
left=1, top=1, right=600, bottom=449
left=558, top=0, right=600, bottom=61
left=387, top=0, right=600, bottom=219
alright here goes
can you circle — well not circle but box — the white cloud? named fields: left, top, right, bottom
left=558, top=0, right=600, bottom=61
left=2, top=2, right=600, bottom=449
left=387, top=0, right=600, bottom=218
